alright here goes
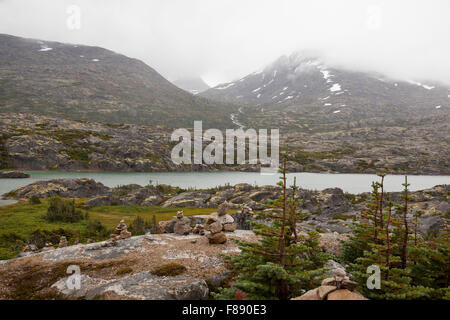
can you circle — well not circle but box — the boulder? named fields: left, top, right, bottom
left=217, top=201, right=229, bottom=216
left=210, top=212, right=235, bottom=225
left=4, top=178, right=109, bottom=199
left=142, top=195, right=163, bottom=206
left=0, top=171, right=30, bottom=178
left=52, top=271, right=209, bottom=300
left=174, top=222, right=192, bottom=235
left=84, top=195, right=111, bottom=206
left=207, top=232, right=227, bottom=244
left=162, top=192, right=211, bottom=208
left=292, top=288, right=319, bottom=300
left=234, top=210, right=255, bottom=230
left=205, top=219, right=223, bottom=234
left=327, top=289, right=368, bottom=300
left=223, top=223, right=237, bottom=232
left=318, top=286, right=337, bottom=300
left=234, top=183, right=253, bottom=192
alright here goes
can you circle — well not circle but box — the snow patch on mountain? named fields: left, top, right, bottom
left=330, top=83, right=342, bottom=92
left=216, top=83, right=235, bottom=90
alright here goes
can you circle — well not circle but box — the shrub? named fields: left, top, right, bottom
left=129, top=215, right=157, bottom=235
left=29, top=196, right=41, bottom=205
left=45, top=197, right=84, bottom=223
left=83, top=219, right=111, bottom=239
left=151, top=263, right=186, bottom=276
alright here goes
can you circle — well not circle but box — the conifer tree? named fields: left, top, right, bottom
left=213, top=151, right=331, bottom=300
left=342, top=175, right=449, bottom=299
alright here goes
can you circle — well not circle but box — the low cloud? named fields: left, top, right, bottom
left=0, top=0, right=449, bottom=86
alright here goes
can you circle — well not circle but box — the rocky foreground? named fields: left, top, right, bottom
left=0, top=178, right=448, bottom=300
left=0, top=222, right=351, bottom=300
left=1, top=113, right=449, bottom=174
left=4, top=178, right=449, bottom=236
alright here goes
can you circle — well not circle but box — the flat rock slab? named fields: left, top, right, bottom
left=42, top=236, right=146, bottom=261
left=52, top=271, right=209, bottom=300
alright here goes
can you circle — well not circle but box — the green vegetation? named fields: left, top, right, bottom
left=341, top=174, right=450, bottom=299
left=28, top=195, right=41, bottom=205
left=214, top=152, right=331, bottom=300
left=116, top=266, right=133, bottom=275
left=0, top=199, right=216, bottom=260
left=129, top=215, right=157, bottom=235
left=45, top=197, right=86, bottom=223
left=151, top=263, right=186, bottom=276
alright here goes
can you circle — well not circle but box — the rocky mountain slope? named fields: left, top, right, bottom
left=172, top=77, right=210, bottom=95
left=1, top=113, right=448, bottom=174
left=0, top=113, right=266, bottom=172
left=201, top=51, right=450, bottom=132
left=0, top=34, right=235, bottom=128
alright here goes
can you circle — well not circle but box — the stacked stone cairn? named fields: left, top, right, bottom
left=205, top=216, right=227, bottom=244
left=211, top=201, right=237, bottom=232
left=292, top=268, right=367, bottom=300
left=110, top=220, right=132, bottom=241
left=174, top=211, right=192, bottom=235
left=58, top=236, right=68, bottom=248
left=204, top=202, right=238, bottom=244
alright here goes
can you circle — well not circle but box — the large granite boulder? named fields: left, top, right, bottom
left=52, top=272, right=209, bottom=300
left=4, top=178, right=109, bottom=199
left=162, top=192, right=212, bottom=208
left=0, top=171, right=30, bottom=178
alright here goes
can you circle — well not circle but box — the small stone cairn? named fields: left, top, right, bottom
left=58, top=236, right=68, bottom=248
left=211, top=201, right=237, bottom=232
left=204, top=201, right=238, bottom=244
left=205, top=216, right=227, bottom=244
left=292, top=268, right=367, bottom=300
left=110, top=220, right=132, bottom=241
left=22, top=244, right=38, bottom=253
left=174, top=211, right=192, bottom=235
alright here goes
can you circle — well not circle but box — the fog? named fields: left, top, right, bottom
left=0, top=0, right=449, bottom=86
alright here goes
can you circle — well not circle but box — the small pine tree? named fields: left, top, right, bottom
left=341, top=181, right=381, bottom=264
left=213, top=151, right=331, bottom=300
left=342, top=175, right=449, bottom=300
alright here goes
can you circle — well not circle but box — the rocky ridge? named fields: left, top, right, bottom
left=1, top=113, right=448, bottom=174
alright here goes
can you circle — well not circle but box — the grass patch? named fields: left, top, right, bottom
left=87, top=205, right=219, bottom=229
left=151, top=263, right=186, bottom=276
left=0, top=200, right=222, bottom=259
left=116, top=266, right=133, bottom=275
left=332, top=213, right=355, bottom=221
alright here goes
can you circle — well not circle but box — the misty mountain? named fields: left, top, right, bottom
left=201, top=51, right=449, bottom=130
left=172, top=77, right=210, bottom=95
left=0, top=34, right=235, bottom=128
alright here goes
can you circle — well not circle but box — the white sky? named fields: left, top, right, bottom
left=0, top=0, right=449, bottom=87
